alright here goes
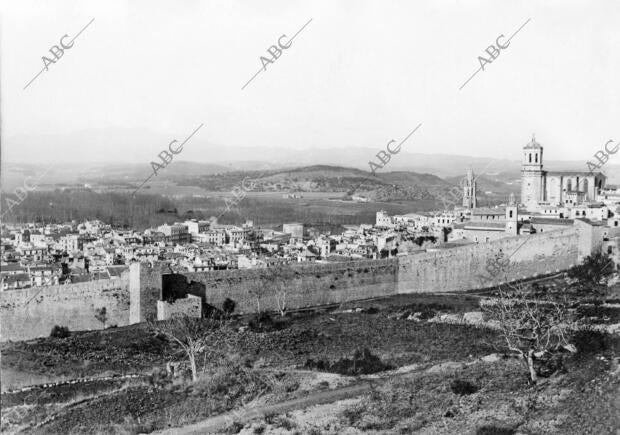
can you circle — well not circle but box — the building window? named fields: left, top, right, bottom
left=608, top=246, right=613, bottom=255
left=509, top=210, right=513, bottom=218
left=535, top=153, right=538, bottom=163
left=529, top=153, right=532, bottom=163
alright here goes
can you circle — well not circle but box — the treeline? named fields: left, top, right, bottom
left=1, top=190, right=178, bottom=229
left=1, top=188, right=443, bottom=231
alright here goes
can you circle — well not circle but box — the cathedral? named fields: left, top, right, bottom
left=520, top=135, right=607, bottom=210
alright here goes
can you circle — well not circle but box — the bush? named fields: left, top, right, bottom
left=223, top=421, right=244, bottom=434
left=247, top=312, right=286, bottom=333
left=576, top=305, right=620, bottom=324
left=566, top=253, right=616, bottom=300
left=534, top=352, right=566, bottom=378
left=571, top=329, right=611, bottom=356
left=476, top=425, right=515, bottom=435
left=362, top=307, right=379, bottom=314
left=272, top=415, right=296, bottom=430
left=222, top=298, right=236, bottom=315
left=50, top=325, right=70, bottom=338
left=305, top=348, right=393, bottom=375
left=449, top=379, right=478, bottom=395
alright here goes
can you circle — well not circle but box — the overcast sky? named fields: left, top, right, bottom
left=1, top=0, right=619, bottom=165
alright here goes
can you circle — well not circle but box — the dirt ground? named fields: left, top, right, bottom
left=2, top=290, right=619, bottom=434
left=235, top=355, right=620, bottom=435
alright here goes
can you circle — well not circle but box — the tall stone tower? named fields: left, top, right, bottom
left=129, top=262, right=162, bottom=324
left=462, top=168, right=477, bottom=209
left=520, top=134, right=545, bottom=207
left=505, top=193, right=518, bottom=236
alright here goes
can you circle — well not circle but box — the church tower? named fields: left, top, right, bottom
left=462, top=168, right=477, bottom=209
left=505, top=193, right=518, bottom=236
left=520, top=134, right=545, bottom=207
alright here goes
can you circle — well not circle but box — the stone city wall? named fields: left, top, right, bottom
left=0, top=275, right=130, bottom=342
left=0, top=227, right=588, bottom=341
left=177, top=259, right=399, bottom=313
left=398, top=227, right=579, bottom=293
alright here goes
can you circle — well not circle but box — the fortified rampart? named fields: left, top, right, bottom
left=0, top=225, right=599, bottom=342
left=0, top=274, right=130, bottom=342
left=398, top=227, right=580, bottom=293
left=177, top=258, right=399, bottom=313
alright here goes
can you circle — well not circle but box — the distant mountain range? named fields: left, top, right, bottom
left=5, top=127, right=618, bottom=184
left=2, top=150, right=616, bottom=204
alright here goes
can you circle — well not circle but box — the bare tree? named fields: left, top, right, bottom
left=271, top=266, right=296, bottom=316
left=247, top=276, right=264, bottom=313
left=481, top=251, right=574, bottom=383
left=275, top=290, right=287, bottom=317
left=148, top=315, right=225, bottom=382
left=94, top=307, right=108, bottom=329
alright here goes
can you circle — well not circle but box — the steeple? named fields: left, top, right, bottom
left=521, top=134, right=545, bottom=207
left=462, top=168, right=477, bottom=209
left=524, top=133, right=541, bottom=149
left=505, top=194, right=518, bottom=236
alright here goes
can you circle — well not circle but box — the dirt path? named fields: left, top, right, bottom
left=153, top=355, right=496, bottom=435
left=153, top=380, right=378, bottom=435
left=152, top=360, right=468, bottom=435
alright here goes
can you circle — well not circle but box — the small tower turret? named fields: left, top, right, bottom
left=505, top=193, right=518, bottom=236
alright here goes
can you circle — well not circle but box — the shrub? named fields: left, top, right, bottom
left=342, top=404, right=366, bottom=425
left=571, top=329, right=611, bottom=357
left=272, top=415, right=296, bottom=430
left=94, top=307, right=108, bottom=329
left=223, top=421, right=244, bottom=434
left=568, top=252, right=615, bottom=286
left=476, top=425, right=515, bottom=435
left=222, top=298, right=236, bottom=315
left=247, top=312, right=286, bottom=333
left=576, top=305, right=619, bottom=324
left=534, top=352, right=566, bottom=378
left=363, top=307, right=379, bottom=314
left=252, top=425, right=266, bottom=434
left=50, top=325, right=70, bottom=338
left=305, top=348, right=393, bottom=375
left=449, top=379, right=478, bottom=395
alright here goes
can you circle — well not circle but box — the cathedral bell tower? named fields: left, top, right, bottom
left=520, top=134, right=545, bottom=207
left=462, top=168, right=477, bottom=209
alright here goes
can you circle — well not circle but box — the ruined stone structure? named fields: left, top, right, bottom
left=0, top=223, right=609, bottom=342
left=157, top=294, right=202, bottom=320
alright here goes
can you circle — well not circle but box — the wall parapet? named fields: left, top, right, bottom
left=0, top=277, right=128, bottom=308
